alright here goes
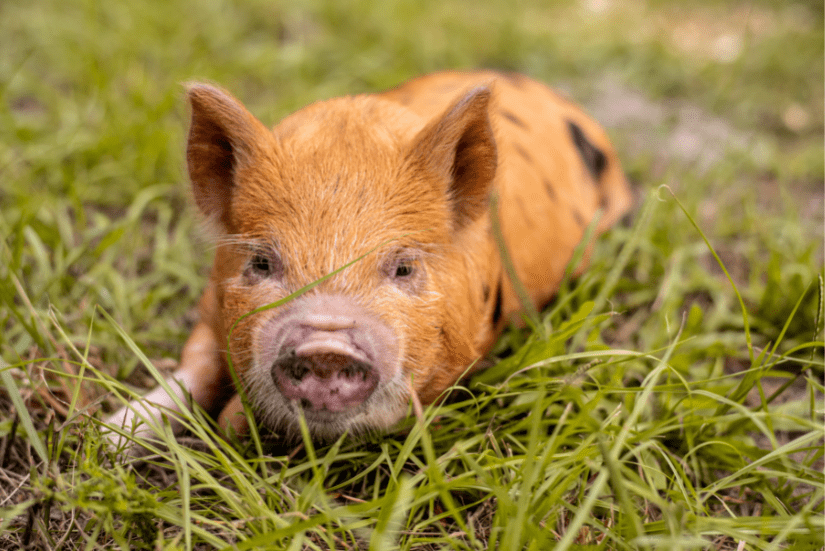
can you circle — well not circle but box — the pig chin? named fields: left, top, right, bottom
left=244, top=294, right=409, bottom=441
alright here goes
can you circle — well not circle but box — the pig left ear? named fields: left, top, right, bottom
left=406, top=87, right=497, bottom=230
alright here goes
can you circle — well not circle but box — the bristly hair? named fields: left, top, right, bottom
left=209, top=233, right=274, bottom=253
left=196, top=214, right=227, bottom=246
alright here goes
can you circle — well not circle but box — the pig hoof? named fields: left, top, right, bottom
left=271, top=352, right=379, bottom=413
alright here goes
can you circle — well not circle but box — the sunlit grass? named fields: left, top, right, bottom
left=1, top=0, right=822, bottom=549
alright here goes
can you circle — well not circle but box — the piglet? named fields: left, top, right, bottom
left=106, top=70, right=632, bottom=445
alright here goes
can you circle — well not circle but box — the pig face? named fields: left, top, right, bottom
left=186, top=84, right=498, bottom=440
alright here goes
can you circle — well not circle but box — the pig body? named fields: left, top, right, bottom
left=106, top=70, right=632, bottom=444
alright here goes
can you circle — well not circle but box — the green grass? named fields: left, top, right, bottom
left=1, top=0, right=823, bottom=549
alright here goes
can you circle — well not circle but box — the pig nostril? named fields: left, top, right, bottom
left=271, top=351, right=379, bottom=412
left=283, top=359, right=310, bottom=381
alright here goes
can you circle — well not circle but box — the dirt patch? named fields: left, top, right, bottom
left=583, top=74, right=824, bottom=233
left=587, top=75, right=748, bottom=169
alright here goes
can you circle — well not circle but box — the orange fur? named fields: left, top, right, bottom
left=107, top=70, right=632, bottom=445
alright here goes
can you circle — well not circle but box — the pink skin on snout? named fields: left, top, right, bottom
left=261, top=295, right=398, bottom=414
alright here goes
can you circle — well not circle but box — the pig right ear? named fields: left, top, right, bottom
left=406, top=87, right=497, bottom=230
left=186, top=83, right=273, bottom=230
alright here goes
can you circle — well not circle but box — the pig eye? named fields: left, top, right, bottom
left=251, top=254, right=271, bottom=274
left=383, top=251, right=421, bottom=288
left=387, top=257, right=417, bottom=282
left=395, top=261, right=414, bottom=278
left=245, top=250, right=282, bottom=281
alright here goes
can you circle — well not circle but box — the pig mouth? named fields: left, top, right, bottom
left=270, top=336, right=380, bottom=414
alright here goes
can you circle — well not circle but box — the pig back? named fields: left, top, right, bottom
left=379, top=70, right=633, bottom=323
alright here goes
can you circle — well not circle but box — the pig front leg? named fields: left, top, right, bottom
left=105, top=321, right=229, bottom=448
left=216, top=392, right=249, bottom=439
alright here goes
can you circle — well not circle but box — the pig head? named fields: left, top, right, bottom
left=186, top=83, right=501, bottom=441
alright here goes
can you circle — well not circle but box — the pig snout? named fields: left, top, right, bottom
left=271, top=325, right=379, bottom=412
left=265, top=301, right=397, bottom=414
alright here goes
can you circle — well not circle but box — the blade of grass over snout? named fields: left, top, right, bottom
left=490, top=192, right=542, bottom=336
left=225, top=231, right=426, bottom=462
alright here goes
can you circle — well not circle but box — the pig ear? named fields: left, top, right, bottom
left=185, top=83, right=272, bottom=230
left=406, top=87, right=497, bottom=230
